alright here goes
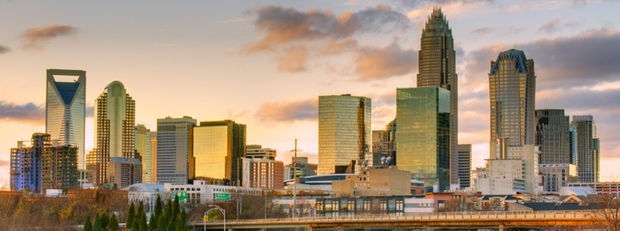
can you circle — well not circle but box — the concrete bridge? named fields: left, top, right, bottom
left=195, top=210, right=601, bottom=230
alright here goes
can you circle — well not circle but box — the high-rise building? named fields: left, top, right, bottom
left=571, top=115, right=600, bottom=182
left=242, top=158, right=284, bottom=189
left=135, top=124, right=154, bottom=184
left=457, top=144, right=471, bottom=189
left=87, top=81, right=136, bottom=185
left=193, top=120, right=246, bottom=185
left=569, top=126, right=578, bottom=165
left=10, top=133, right=79, bottom=193
left=318, top=94, right=371, bottom=175
left=372, top=119, right=396, bottom=166
left=396, top=87, right=450, bottom=192
left=417, top=8, right=458, bottom=185
left=488, top=49, right=538, bottom=194
left=45, top=69, right=86, bottom=170
left=246, top=144, right=276, bottom=160
left=109, top=157, right=142, bottom=189
left=535, top=109, right=570, bottom=164
left=157, top=116, right=196, bottom=185
left=150, top=131, right=157, bottom=184
left=284, top=156, right=317, bottom=181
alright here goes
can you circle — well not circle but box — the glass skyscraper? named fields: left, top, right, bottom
left=193, top=120, right=246, bottom=186
left=45, top=69, right=86, bottom=170
left=571, top=115, right=600, bottom=183
left=87, top=81, right=136, bottom=185
left=535, top=109, right=570, bottom=164
left=417, top=8, right=459, bottom=185
left=457, top=144, right=471, bottom=189
left=156, top=116, right=196, bottom=185
left=318, top=94, right=371, bottom=175
left=396, top=87, right=450, bottom=192
left=135, top=124, right=154, bottom=184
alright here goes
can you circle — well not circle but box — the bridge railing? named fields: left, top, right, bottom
left=198, top=210, right=593, bottom=225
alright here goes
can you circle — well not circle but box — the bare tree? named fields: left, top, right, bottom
left=590, top=193, right=620, bottom=231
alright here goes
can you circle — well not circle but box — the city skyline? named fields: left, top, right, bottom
left=1, top=0, right=620, bottom=186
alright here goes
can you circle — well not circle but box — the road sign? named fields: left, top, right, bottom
left=171, top=190, right=188, bottom=202
left=214, top=193, right=231, bottom=201
left=203, top=215, right=208, bottom=222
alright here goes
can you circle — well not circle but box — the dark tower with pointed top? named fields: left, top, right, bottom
left=417, top=8, right=459, bottom=186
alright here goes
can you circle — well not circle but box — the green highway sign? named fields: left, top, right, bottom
left=171, top=190, right=188, bottom=202
left=214, top=193, right=231, bottom=201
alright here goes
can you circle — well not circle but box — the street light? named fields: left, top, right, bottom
left=204, top=205, right=226, bottom=231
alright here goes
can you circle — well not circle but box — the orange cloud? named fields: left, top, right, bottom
left=21, top=24, right=77, bottom=51
left=255, top=98, right=317, bottom=123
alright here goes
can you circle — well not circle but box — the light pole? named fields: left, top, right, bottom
left=204, top=205, right=226, bottom=231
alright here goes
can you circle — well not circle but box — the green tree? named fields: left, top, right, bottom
left=93, top=213, right=101, bottom=231
left=173, top=196, right=180, bottom=217
left=165, top=198, right=172, bottom=218
left=83, top=215, right=93, bottom=231
left=127, top=202, right=136, bottom=228
left=139, top=212, right=147, bottom=231
left=109, top=213, right=119, bottom=230
left=155, top=195, right=163, bottom=216
left=99, top=212, right=109, bottom=229
left=157, top=213, right=167, bottom=231
left=148, top=213, right=157, bottom=231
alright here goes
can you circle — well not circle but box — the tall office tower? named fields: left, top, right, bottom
left=135, top=124, right=154, bottom=184
left=488, top=49, right=538, bottom=193
left=45, top=69, right=86, bottom=170
left=457, top=144, right=472, bottom=189
left=396, top=87, right=450, bottom=192
left=150, top=131, right=157, bottom=184
left=10, top=133, right=78, bottom=193
left=89, top=81, right=136, bottom=185
left=372, top=119, right=397, bottom=166
left=284, top=156, right=318, bottom=180
left=417, top=8, right=458, bottom=185
left=535, top=109, right=570, bottom=164
left=318, top=94, right=371, bottom=175
left=109, top=157, right=142, bottom=189
left=193, top=120, right=246, bottom=185
left=246, top=144, right=276, bottom=160
left=569, top=126, right=578, bottom=165
left=157, top=116, right=196, bottom=185
left=571, top=115, right=600, bottom=182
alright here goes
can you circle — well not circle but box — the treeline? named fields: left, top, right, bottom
left=0, top=190, right=128, bottom=230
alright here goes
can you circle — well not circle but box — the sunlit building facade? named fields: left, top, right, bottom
left=396, top=87, right=450, bottom=192
left=246, top=144, right=276, bottom=160
left=372, top=119, right=396, bottom=166
left=157, top=116, right=196, bottom=185
left=488, top=49, right=538, bottom=194
left=45, top=69, right=86, bottom=170
left=535, top=109, right=570, bottom=164
left=87, top=81, right=136, bottom=185
left=571, top=115, right=600, bottom=183
left=193, top=120, right=246, bottom=185
left=417, top=9, right=459, bottom=185
left=135, top=124, right=154, bottom=184
left=318, top=94, right=371, bottom=175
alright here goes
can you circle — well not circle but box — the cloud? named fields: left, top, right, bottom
left=278, top=46, right=307, bottom=73
left=538, top=18, right=561, bottom=33
left=246, top=4, right=410, bottom=52
left=471, top=27, right=494, bottom=35
left=355, top=42, right=417, bottom=80
left=0, top=101, right=44, bottom=124
left=0, top=45, right=9, bottom=54
left=255, top=98, right=317, bottom=123
left=22, top=24, right=77, bottom=50
left=0, top=160, right=8, bottom=167
left=219, top=18, right=248, bottom=24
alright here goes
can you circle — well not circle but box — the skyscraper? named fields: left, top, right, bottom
left=45, top=69, right=86, bottom=170
left=457, top=144, right=471, bottom=189
left=135, top=124, right=154, bottom=184
left=246, top=144, right=276, bottom=160
left=571, top=115, right=600, bottom=183
left=10, top=133, right=78, bottom=193
left=488, top=49, right=538, bottom=194
left=417, top=8, right=458, bottom=185
left=157, top=116, right=196, bottom=185
left=535, top=109, right=570, bottom=164
left=193, top=120, right=246, bottom=185
left=372, top=119, right=396, bottom=166
left=87, top=81, right=136, bottom=185
left=318, top=94, right=371, bottom=175
left=396, top=87, right=450, bottom=192
left=569, top=126, right=578, bottom=165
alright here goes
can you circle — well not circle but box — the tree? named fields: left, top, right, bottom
left=109, top=213, right=119, bottom=230
left=155, top=195, right=163, bottom=217
left=99, top=212, right=109, bottom=229
left=83, top=216, right=93, bottom=231
left=148, top=213, right=157, bottom=231
left=93, top=213, right=101, bottom=231
left=157, top=213, right=167, bottom=231
left=173, top=196, right=180, bottom=217
left=590, top=193, right=620, bottom=231
left=139, top=212, right=147, bottom=231
left=127, top=202, right=136, bottom=228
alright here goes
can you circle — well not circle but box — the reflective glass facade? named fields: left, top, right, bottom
left=417, top=9, right=458, bottom=184
left=318, top=95, right=371, bottom=175
left=45, top=69, right=86, bottom=170
left=571, top=115, right=599, bottom=182
left=193, top=120, right=246, bottom=185
left=396, top=87, right=450, bottom=191
left=535, top=109, right=570, bottom=164
left=135, top=124, right=153, bottom=183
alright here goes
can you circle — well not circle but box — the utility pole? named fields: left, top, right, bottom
left=292, top=138, right=297, bottom=219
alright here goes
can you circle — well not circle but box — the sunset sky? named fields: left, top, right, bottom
left=1, top=0, right=619, bottom=186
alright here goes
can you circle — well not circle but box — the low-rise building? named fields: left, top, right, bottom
left=568, top=182, right=620, bottom=198
left=163, top=180, right=262, bottom=204
left=332, top=166, right=411, bottom=197
left=540, top=163, right=577, bottom=193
